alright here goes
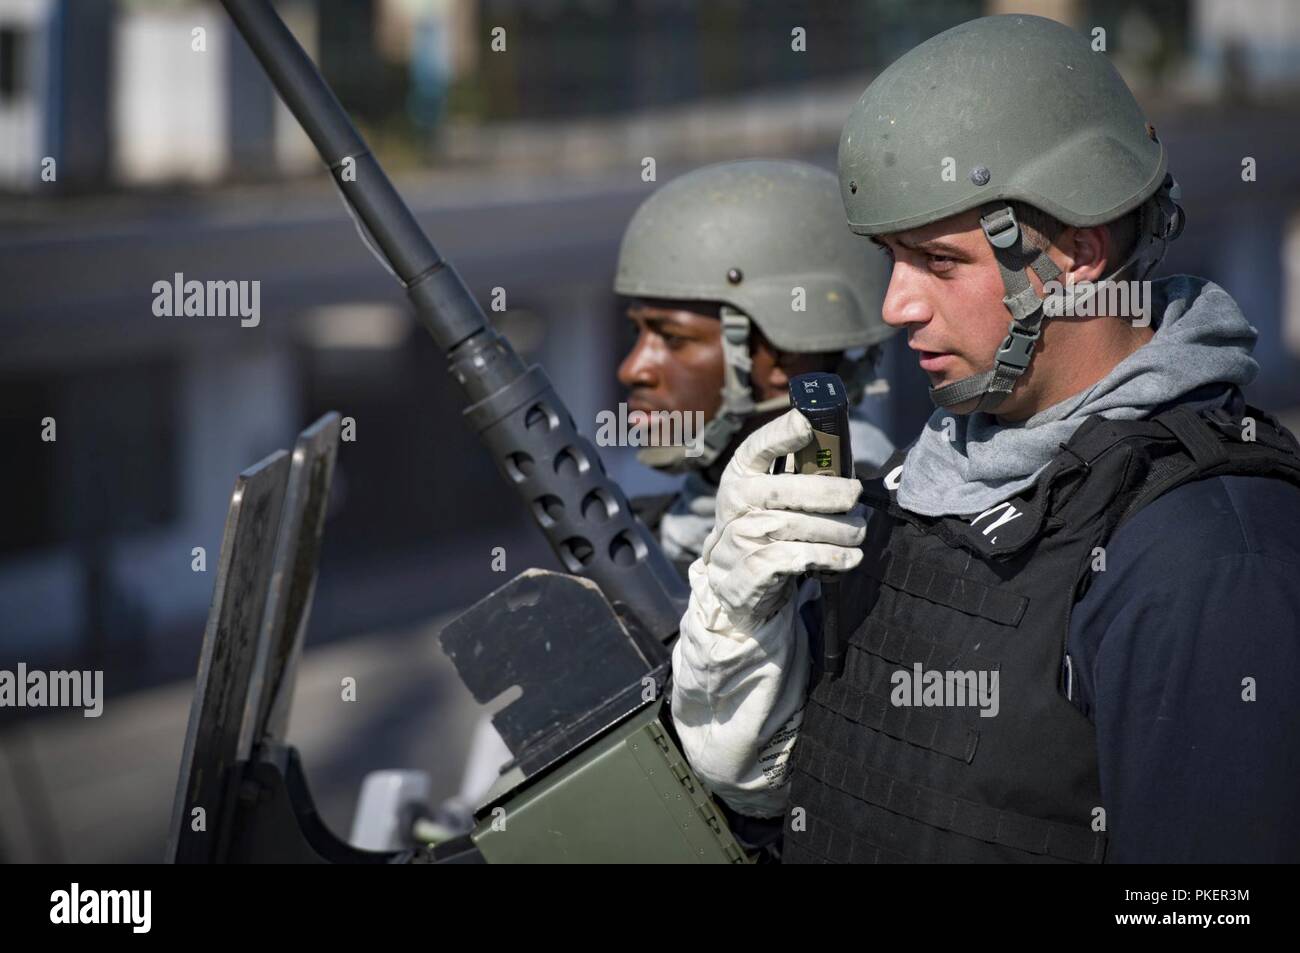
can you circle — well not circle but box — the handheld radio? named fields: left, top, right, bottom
left=787, top=372, right=853, bottom=679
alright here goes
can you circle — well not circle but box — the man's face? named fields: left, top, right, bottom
left=873, top=208, right=1037, bottom=418
left=617, top=298, right=725, bottom=427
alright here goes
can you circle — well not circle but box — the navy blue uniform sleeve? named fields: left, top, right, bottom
left=1067, top=474, right=1300, bottom=862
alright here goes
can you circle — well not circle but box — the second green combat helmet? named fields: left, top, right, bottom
left=615, top=158, right=896, bottom=470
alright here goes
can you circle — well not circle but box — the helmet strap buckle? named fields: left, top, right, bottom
left=995, top=320, right=1042, bottom=371
left=980, top=206, right=1022, bottom=249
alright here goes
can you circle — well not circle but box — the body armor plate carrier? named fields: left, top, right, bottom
left=782, top=400, right=1300, bottom=863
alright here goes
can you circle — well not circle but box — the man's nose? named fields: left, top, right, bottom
left=881, top=261, right=933, bottom=330
left=617, top=332, right=659, bottom=389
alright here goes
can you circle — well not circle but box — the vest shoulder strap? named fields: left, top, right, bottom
left=1091, top=403, right=1300, bottom=534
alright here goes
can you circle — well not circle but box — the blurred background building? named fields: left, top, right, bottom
left=1, top=0, right=1298, bottom=862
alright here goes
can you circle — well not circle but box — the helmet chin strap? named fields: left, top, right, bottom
left=929, top=175, right=1185, bottom=414
left=928, top=204, right=1062, bottom=413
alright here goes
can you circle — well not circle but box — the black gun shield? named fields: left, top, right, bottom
left=440, top=570, right=667, bottom=783
left=166, top=414, right=340, bottom=863
left=241, top=413, right=341, bottom=756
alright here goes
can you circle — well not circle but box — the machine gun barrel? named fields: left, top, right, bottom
left=220, top=0, right=687, bottom=643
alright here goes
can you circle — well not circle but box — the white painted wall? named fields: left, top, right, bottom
left=112, top=7, right=228, bottom=185
left=0, top=0, right=53, bottom=188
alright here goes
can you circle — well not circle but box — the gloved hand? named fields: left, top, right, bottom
left=698, top=408, right=866, bottom=631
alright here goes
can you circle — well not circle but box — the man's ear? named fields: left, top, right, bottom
left=748, top=333, right=788, bottom=401
left=767, top=353, right=795, bottom=388
left=1060, top=224, right=1112, bottom=285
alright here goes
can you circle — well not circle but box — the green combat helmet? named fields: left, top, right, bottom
left=838, top=14, right=1186, bottom=412
left=615, top=159, right=894, bottom=469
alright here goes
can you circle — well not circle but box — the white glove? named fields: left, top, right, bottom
left=700, top=409, right=866, bottom=631
left=671, top=410, right=866, bottom=817
left=673, top=575, right=821, bottom=817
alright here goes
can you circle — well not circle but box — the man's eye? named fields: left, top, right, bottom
left=661, top=334, right=689, bottom=348
left=928, top=255, right=956, bottom=272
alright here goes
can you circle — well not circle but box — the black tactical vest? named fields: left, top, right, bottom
left=782, top=401, right=1300, bottom=863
